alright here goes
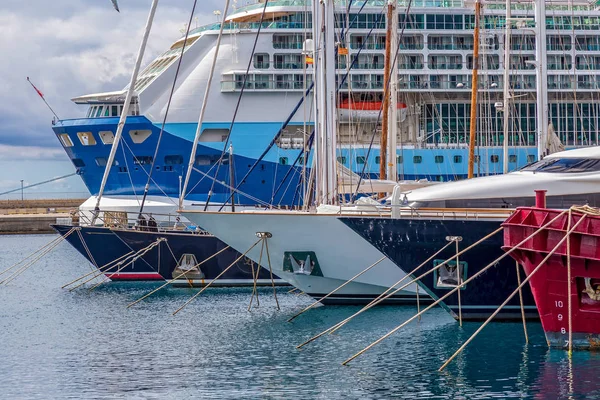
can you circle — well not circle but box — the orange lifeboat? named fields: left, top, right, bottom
left=337, top=99, right=407, bottom=122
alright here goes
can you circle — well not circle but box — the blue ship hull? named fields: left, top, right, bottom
left=339, top=217, right=538, bottom=321
left=53, top=117, right=541, bottom=205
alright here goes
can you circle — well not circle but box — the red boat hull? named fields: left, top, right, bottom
left=503, top=207, right=600, bottom=349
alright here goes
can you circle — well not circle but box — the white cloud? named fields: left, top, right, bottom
left=0, top=1, right=215, bottom=151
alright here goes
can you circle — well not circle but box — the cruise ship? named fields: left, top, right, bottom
left=52, top=0, right=600, bottom=211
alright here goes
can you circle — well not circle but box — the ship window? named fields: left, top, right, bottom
left=199, top=128, right=229, bottom=142
left=453, top=155, right=462, bottom=163
left=77, top=132, right=97, bottom=146
left=195, top=155, right=222, bottom=166
left=474, top=155, right=480, bottom=163
left=58, top=134, right=73, bottom=147
left=397, top=155, right=403, bottom=164
left=509, top=154, right=517, bottom=163
left=279, top=157, right=288, bottom=165
left=490, top=155, right=499, bottom=163
left=104, top=107, right=110, bottom=117
left=164, top=155, right=183, bottom=165
left=133, top=156, right=153, bottom=165
left=95, top=157, right=107, bottom=167
left=337, top=156, right=347, bottom=164
left=118, top=166, right=128, bottom=173
left=413, top=156, right=422, bottom=164
left=254, top=53, right=270, bottom=69
left=435, top=155, right=444, bottom=163
left=527, top=154, right=536, bottom=163
left=298, top=156, right=304, bottom=165
left=99, top=131, right=114, bottom=145
left=111, top=105, right=119, bottom=116
left=129, top=129, right=152, bottom=144
left=72, top=158, right=85, bottom=168
left=521, top=158, right=600, bottom=173
left=95, top=107, right=103, bottom=118
left=375, top=156, right=381, bottom=164
left=356, top=156, right=366, bottom=164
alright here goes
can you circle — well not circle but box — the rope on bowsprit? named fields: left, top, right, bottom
left=515, top=261, right=529, bottom=344
left=64, top=251, right=134, bottom=291
left=288, top=256, right=387, bottom=323
left=438, top=212, right=587, bottom=372
left=127, top=245, right=232, bottom=309
left=341, top=209, right=570, bottom=366
left=296, top=237, right=461, bottom=349
left=172, top=238, right=262, bottom=316
left=248, top=240, right=265, bottom=311
left=264, top=238, right=280, bottom=310
left=87, top=238, right=165, bottom=292
left=0, top=227, right=79, bottom=285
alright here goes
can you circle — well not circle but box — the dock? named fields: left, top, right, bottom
left=0, top=199, right=85, bottom=234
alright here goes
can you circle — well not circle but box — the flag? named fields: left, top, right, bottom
left=305, top=56, right=314, bottom=65
left=26, top=77, right=44, bottom=98
left=111, top=0, right=120, bottom=12
left=338, top=47, right=348, bottom=55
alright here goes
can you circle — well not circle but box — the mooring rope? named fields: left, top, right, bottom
left=172, top=238, right=262, bottom=316
left=86, top=238, right=165, bottom=291
left=341, top=209, right=570, bottom=366
left=1, top=227, right=78, bottom=285
left=63, top=251, right=134, bottom=290
left=438, top=212, right=587, bottom=372
left=127, top=245, right=232, bottom=308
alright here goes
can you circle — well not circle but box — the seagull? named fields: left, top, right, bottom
left=111, top=0, right=120, bottom=12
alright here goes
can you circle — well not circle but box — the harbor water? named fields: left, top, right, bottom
left=2, top=235, right=600, bottom=399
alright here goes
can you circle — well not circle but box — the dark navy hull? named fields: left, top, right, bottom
left=340, top=217, right=538, bottom=321
left=51, top=224, right=162, bottom=280
left=111, top=229, right=286, bottom=287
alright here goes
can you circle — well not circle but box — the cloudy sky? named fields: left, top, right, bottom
left=0, top=0, right=223, bottom=198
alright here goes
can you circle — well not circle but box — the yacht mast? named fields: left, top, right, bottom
left=386, top=1, right=398, bottom=182
left=534, top=0, right=548, bottom=160
left=379, top=2, right=393, bottom=181
left=315, top=0, right=337, bottom=205
left=467, top=0, right=481, bottom=179
left=502, top=0, right=511, bottom=174
left=92, top=0, right=160, bottom=222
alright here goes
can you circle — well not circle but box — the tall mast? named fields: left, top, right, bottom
left=467, top=0, right=481, bottom=179
left=386, top=1, right=398, bottom=182
left=311, top=0, right=322, bottom=206
left=534, top=0, right=548, bottom=160
left=179, top=0, right=231, bottom=209
left=380, top=2, right=394, bottom=181
left=502, top=0, right=511, bottom=174
left=316, top=0, right=337, bottom=205
left=92, top=0, right=160, bottom=222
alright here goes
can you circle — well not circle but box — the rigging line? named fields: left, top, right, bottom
left=137, top=0, right=202, bottom=217
left=270, top=130, right=315, bottom=205
left=191, top=166, right=273, bottom=208
left=216, top=82, right=315, bottom=211
left=0, top=173, right=77, bottom=197
left=203, top=0, right=271, bottom=211
left=352, top=0, right=415, bottom=202
left=121, top=139, right=178, bottom=206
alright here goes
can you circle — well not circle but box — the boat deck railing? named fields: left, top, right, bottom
left=68, top=209, right=212, bottom=235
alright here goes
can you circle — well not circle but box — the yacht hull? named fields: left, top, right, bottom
left=181, top=211, right=420, bottom=304
left=340, top=216, right=539, bottom=320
